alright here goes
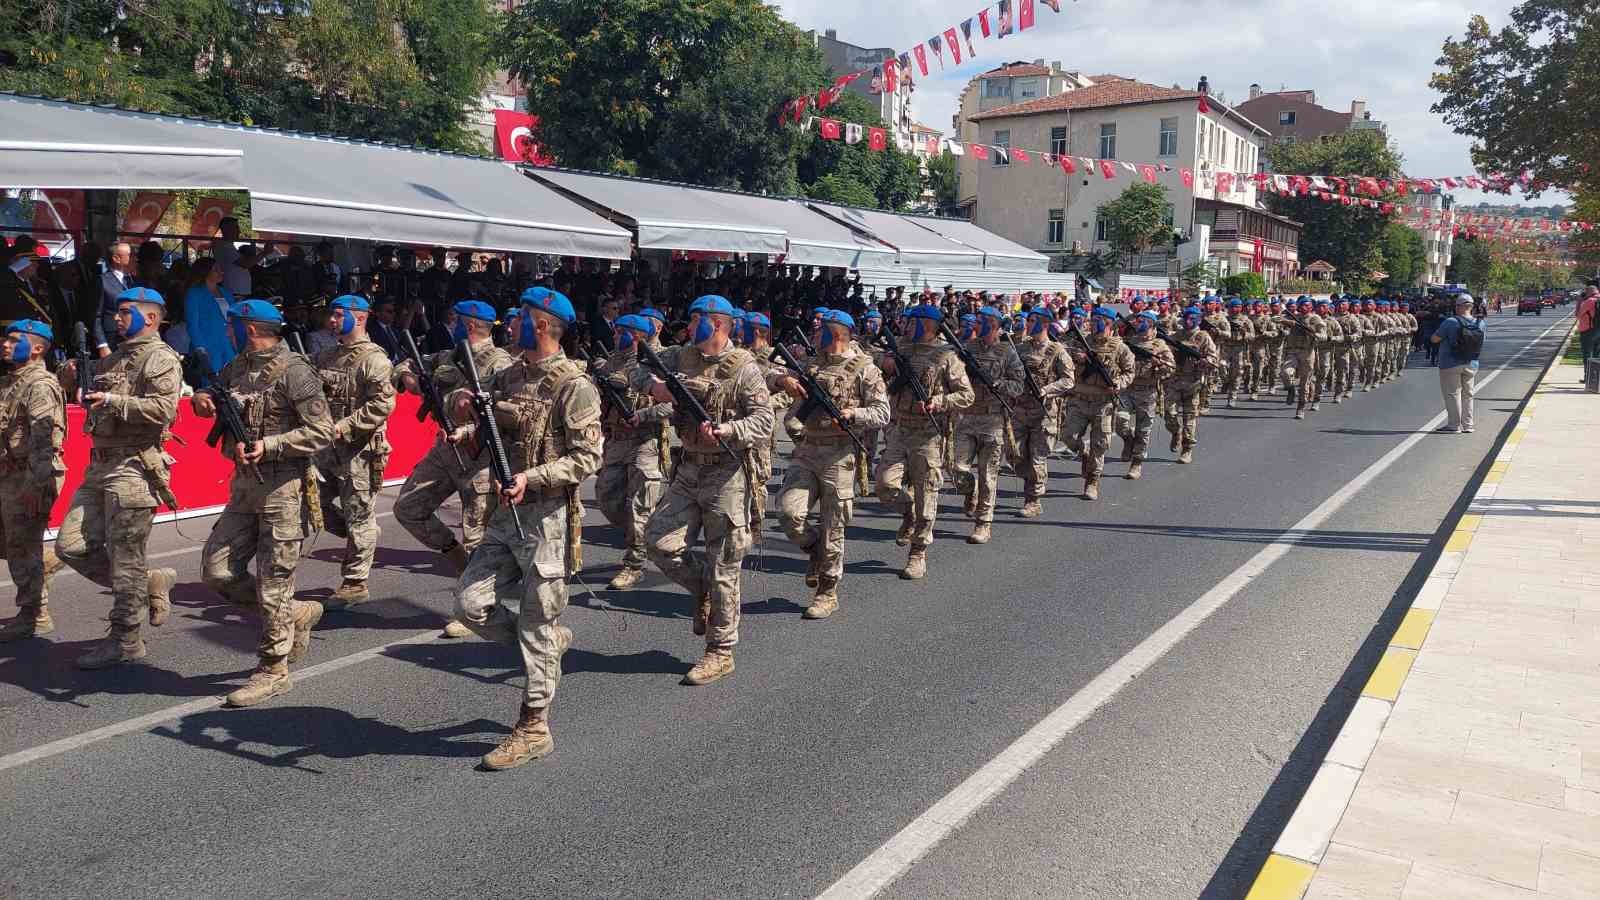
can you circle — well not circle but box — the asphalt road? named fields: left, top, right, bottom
left=0, top=310, right=1570, bottom=899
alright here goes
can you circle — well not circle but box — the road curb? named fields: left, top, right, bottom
left=1241, top=320, right=1576, bottom=900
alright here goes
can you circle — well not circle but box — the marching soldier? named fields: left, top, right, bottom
left=451, top=288, right=602, bottom=769
left=56, top=288, right=181, bottom=668
left=1162, top=306, right=1221, bottom=464
left=309, top=295, right=396, bottom=607
left=393, top=300, right=513, bottom=638
left=1199, top=297, right=1231, bottom=414
left=1012, top=308, right=1074, bottom=517
left=951, top=306, right=1024, bottom=544
left=874, top=304, right=972, bottom=580
left=0, top=320, right=66, bottom=641
left=743, top=311, right=782, bottom=534
left=1313, top=298, right=1343, bottom=410
left=1116, top=311, right=1176, bottom=479
left=1062, top=307, right=1135, bottom=500
left=1397, top=301, right=1418, bottom=373
left=1280, top=298, right=1328, bottom=420
left=193, top=299, right=335, bottom=706
left=1335, top=297, right=1365, bottom=402
left=1222, top=298, right=1256, bottom=407
left=639, top=295, right=774, bottom=685
left=774, top=309, right=889, bottom=619
left=592, top=314, right=669, bottom=591
left=1248, top=299, right=1278, bottom=399
left=1264, top=297, right=1288, bottom=395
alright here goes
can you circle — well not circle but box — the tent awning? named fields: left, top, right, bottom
left=532, top=169, right=787, bottom=257
left=0, top=94, right=633, bottom=258
left=688, top=193, right=895, bottom=268
left=902, top=214, right=1050, bottom=272
left=805, top=202, right=985, bottom=269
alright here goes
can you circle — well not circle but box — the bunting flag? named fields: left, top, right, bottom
left=898, top=52, right=914, bottom=86
left=868, top=127, right=888, bottom=151
left=998, top=0, right=1014, bottom=37
left=971, top=144, right=990, bottom=161
left=944, top=27, right=963, bottom=65
left=1041, top=0, right=1061, bottom=9
left=1180, top=168, right=1194, bottom=188
left=929, top=35, right=944, bottom=69
left=924, top=134, right=940, bottom=156
left=121, top=192, right=174, bottom=236
left=1060, top=156, right=1076, bottom=175
left=912, top=44, right=929, bottom=77
left=978, top=8, right=992, bottom=36
left=1040, top=152, right=1055, bottom=166
left=882, top=57, right=897, bottom=94
left=1099, top=160, right=1116, bottom=179
left=819, top=119, right=842, bottom=140
left=943, top=139, right=965, bottom=156
left=961, top=18, right=977, bottom=56
left=1012, top=147, right=1031, bottom=164
left=1019, top=0, right=1036, bottom=30
left=845, top=123, right=865, bottom=145
left=188, top=196, right=234, bottom=240
left=1139, top=164, right=1158, bottom=184
left=993, top=146, right=1010, bottom=164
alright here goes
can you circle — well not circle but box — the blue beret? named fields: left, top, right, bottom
left=813, top=306, right=831, bottom=316
left=615, top=313, right=650, bottom=334
left=454, top=300, right=497, bottom=322
left=1133, top=294, right=1146, bottom=302
left=5, top=319, right=53, bottom=342
left=1183, top=306, right=1203, bottom=317
left=732, top=307, right=748, bottom=320
left=1137, top=310, right=1159, bottom=322
left=524, top=288, right=576, bottom=325
left=116, top=286, right=165, bottom=307
left=639, top=307, right=667, bottom=324
left=1092, top=306, right=1118, bottom=320
left=864, top=309, right=883, bottom=320
left=960, top=314, right=977, bottom=324
left=904, top=304, right=943, bottom=322
left=820, top=309, right=855, bottom=330
left=745, top=312, right=771, bottom=329
left=1227, top=298, right=1243, bottom=307
left=1026, top=306, right=1055, bottom=319
left=1314, top=298, right=1330, bottom=306
left=331, top=294, right=370, bottom=312
left=689, top=295, right=735, bottom=316
left=977, top=305, right=1003, bottom=320
left=231, top=299, right=283, bottom=324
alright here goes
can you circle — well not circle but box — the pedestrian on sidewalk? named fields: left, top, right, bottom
left=1431, top=295, right=1484, bottom=434
left=1576, top=282, right=1599, bottom=374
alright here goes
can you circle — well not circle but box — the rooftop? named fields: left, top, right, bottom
left=970, top=78, right=1200, bottom=121
left=978, top=62, right=1053, bottom=80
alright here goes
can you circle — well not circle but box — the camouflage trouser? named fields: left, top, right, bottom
left=201, top=499, right=308, bottom=662
left=1199, top=373, right=1215, bottom=411
left=1, top=472, right=57, bottom=611
left=456, top=496, right=570, bottom=708
left=315, top=446, right=383, bottom=583
left=1062, top=396, right=1117, bottom=477
left=875, top=425, right=944, bottom=550
left=645, top=457, right=752, bottom=652
left=1223, top=346, right=1250, bottom=398
left=1248, top=347, right=1269, bottom=394
left=1115, top=384, right=1162, bottom=461
left=56, top=455, right=157, bottom=629
left=752, top=441, right=772, bottom=532
left=1267, top=344, right=1286, bottom=391
left=394, top=440, right=497, bottom=553
left=1013, top=413, right=1055, bottom=502
left=1334, top=347, right=1356, bottom=397
left=778, top=440, right=856, bottom=582
left=596, top=437, right=663, bottom=570
left=1362, top=342, right=1379, bottom=387
left=953, top=418, right=1004, bottom=524
left=1163, top=381, right=1203, bottom=450
left=1280, top=349, right=1318, bottom=409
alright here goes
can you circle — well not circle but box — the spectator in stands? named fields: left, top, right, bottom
left=307, top=302, right=339, bottom=355
left=163, top=285, right=190, bottom=354
left=223, top=243, right=256, bottom=297
left=184, top=257, right=236, bottom=370
left=1432, top=294, right=1483, bottom=434
left=0, top=245, right=45, bottom=327
left=98, top=241, right=135, bottom=355
left=1577, top=283, right=1600, bottom=371
left=212, top=217, right=241, bottom=270
left=368, top=296, right=401, bottom=359
left=136, top=240, right=164, bottom=288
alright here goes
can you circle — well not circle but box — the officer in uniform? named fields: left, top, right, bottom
left=0, top=321, right=66, bottom=641
left=951, top=306, right=1024, bottom=544
left=1334, top=297, right=1365, bottom=403
left=1263, top=298, right=1287, bottom=395
left=1061, top=307, right=1135, bottom=499
left=1247, top=299, right=1277, bottom=399
left=452, top=288, right=602, bottom=770
left=592, top=314, right=669, bottom=591
left=1312, top=298, right=1343, bottom=410
left=1011, top=307, right=1074, bottom=517
left=742, top=311, right=782, bottom=535
left=1280, top=298, right=1328, bottom=420
left=1162, top=306, right=1221, bottom=464
left=193, top=299, right=335, bottom=707
left=1221, top=298, right=1256, bottom=407
left=639, top=295, right=773, bottom=686
left=1116, top=311, right=1176, bottom=480
left=57, top=288, right=181, bottom=668
left=874, top=304, right=972, bottom=580
left=394, top=300, right=513, bottom=638
left=1198, top=297, right=1231, bottom=414
left=774, top=309, right=889, bottom=619
left=309, top=295, right=396, bottom=607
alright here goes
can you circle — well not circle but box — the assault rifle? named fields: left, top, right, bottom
left=768, top=338, right=868, bottom=457
left=72, top=322, right=94, bottom=405
left=191, top=348, right=264, bottom=484
left=939, top=319, right=1015, bottom=417
left=1154, top=326, right=1207, bottom=363
left=870, top=327, right=942, bottom=430
left=401, top=329, right=465, bottom=470
left=286, top=331, right=308, bottom=358
left=1066, top=323, right=1117, bottom=388
left=571, top=343, right=635, bottom=424
left=456, top=341, right=524, bottom=540
left=637, top=340, right=738, bottom=461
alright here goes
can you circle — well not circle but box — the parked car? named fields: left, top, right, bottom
left=1518, top=296, right=1542, bottom=315
left=1542, top=297, right=1557, bottom=308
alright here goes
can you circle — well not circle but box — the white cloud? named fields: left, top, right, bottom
left=776, top=0, right=1563, bottom=207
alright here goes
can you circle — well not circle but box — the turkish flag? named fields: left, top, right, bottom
left=913, top=44, right=929, bottom=77
left=1139, top=165, right=1158, bottom=184
left=978, top=8, right=992, bottom=36
left=945, top=29, right=963, bottom=65
left=121, top=192, right=173, bottom=236
left=883, top=58, right=898, bottom=94
left=494, top=110, right=550, bottom=165
left=868, top=128, right=888, bottom=151
left=1216, top=172, right=1234, bottom=193
left=1019, top=0, right=1035, bottom=29
left=925, top=134, right=941, bottom=156
left=1181, top=168, right=1194, bottom=188
left=1060, top=156, right=1076, bottom=175
left=820, top=119, right=842, bottom=140
left=971, top=144, right=989, bottom=161
left=1012, top=148, right=1031, bottom=164
left=188, top=197, right=235, bottom=239
left=32, top=190, right=84, bottom=238
left=1099, top=160, right=1116, bottom=179
left=1252, top=239, right=1265, bottom=273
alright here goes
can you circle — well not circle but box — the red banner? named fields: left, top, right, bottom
left=494, top=109, right=551, bottom=165
left=120, top=192, right=174, bottom=237
left=32, top=190, right=85, bottom=238
left=188, top=197, right=235, bottom=240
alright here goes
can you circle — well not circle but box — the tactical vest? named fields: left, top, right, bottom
left=500, top=355, right=587, bottom=472
left=1017, top=340, right=1062, bottom=412
left=224, top=346, right=307, bottom=445
left=430, top=341, right=509, bottom=394
left=1253, top=314, right=1281, bottom=340
left=1073, top=334, right=1128, bottom=398
left=599, top=349, right=654, bottom=439
left=1285, top=315, right=1322, bottom=351
left=891, top=342, right=951, bottom=424
left=964, top=342, right=1013, bottom=417
left=799, top=351, right=871, bottom=438
left=87, top=336, right=180, bottom=447
left=1326, top=317, right=1346, bottom=344
left=0, top=363, right=60, bottom=468
left=316, top=341, right=390, bottom=423
left=1339, top=314, right=1364, bottom=342
left=1126, top=337, right=1169, bottom=386
left=1226, top=315, right=1255, bottom=347
left=669, top=345, right=756, bottom=451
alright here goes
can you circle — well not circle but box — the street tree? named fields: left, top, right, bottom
left=1378, top=222, right=1427, bottom=290
left=795, top=93, right=922, bottom=211
left=1096, top=182, right=1171, bottom=258
left=1446, top=238, right=1494, bottom=292
left=925, top=152, right=961, bottom=215
left=1265, top=131, right=1404, bottom=294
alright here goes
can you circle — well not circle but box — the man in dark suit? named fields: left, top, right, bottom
left=97, top=242, right=135, bottom=355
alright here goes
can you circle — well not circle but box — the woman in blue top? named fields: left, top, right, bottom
left=184, top=257, right=236, bottom=369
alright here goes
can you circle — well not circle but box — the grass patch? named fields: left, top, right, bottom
left=1561, top=328, right=1585, bottom=365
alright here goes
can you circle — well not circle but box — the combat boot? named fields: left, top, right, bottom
left=804, top=544, right=822, bottom=588
left=1126, top=461, right=1143, bottom=480
left=482, top=704, right=554, bottom=770
left=967, top=523, right=991, bottom=545
left=1083, top=477, right=1100, bottom=501
left=692, top=590, right=711, bottom=637
left=1178, top=447, right=1194, bottom=464
left=804, top=577, right=839, bottom=620
left=1120, top=439, right=1135, bottom=462
left=0, top=608, right=53, bottom=641
left=682, top=648, right=734, bottom=685
left=327, top=579, right=369, bottom=608
left=42, top=546, right=64, bottom=580
left=962, top=490, right=976, bottom=518
left=1310, top=401, right=1321, bottom=412
left=894, top=510, right=913, bottom=546
left=147, top=567, right=177, bottom=626
left=1020, top=500, right=1043, bottom=518
left=287, top=600, right=324, bottom=664
left=900, top=546, right=928, bottom=580
left=1169, top=433, right=1181, bottom=453
left=607, top=567, right=644, bottom=591
left=443, top=541, right=470, bottom=574
left=76, top=626, right=146, bottom=670
left=1294, top=409, right=1306, bottom=420
left=226, top=660, right=291, bottom=707
left=1227, top=397, right=1236, bottom=409
left=441, top=619, right=472, bottom=639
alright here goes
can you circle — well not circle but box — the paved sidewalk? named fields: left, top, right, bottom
left=1249, top=341, right=1600, bottom=898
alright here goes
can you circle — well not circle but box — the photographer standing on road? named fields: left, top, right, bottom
left=1431, top=294, right=1485, bottom=435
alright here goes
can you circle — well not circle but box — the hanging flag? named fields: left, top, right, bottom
left=868, top=66, right=884, bottom=94
left=971, top=144, right=990, bottom=161
left=898, top=52, right=915, bottom=86
left=1215, top=172, right=1234, bottom=194
left=883, top=58, right=898, bottom=95
left=1393, top=178, right=1408, bottom=195
left=925, top=134, right=941, bottom=156
left=188, top=196, right=235, bottom=239
left=912, top=44, right=929, bottom=77
left=929, top=35, right=944, bottom=69
left=817, top=84, right=843, bottom=110
left=494, top=110, right=551, bottom=164
left=1120, top=162, right=1138, bottom=174
left=978, top=8, right=992, bottom=36
left=32, top=189, right=85, bottom=239
left=998, top=0, right=1014, bottom=37
left=1310, top=176, right=1328, bottom=190
left=868, top=128, right=888, bottom=152
left=1380, top=203, right=1394, bottom=214
left=121, top=192, right=174, bottom=236
left=1139, top=165, right=1158, bottom=184
left=1272, top=175, right=1289, bottom=192
left=1060, top=156, right=1076, bottom=175
left=944, top=28, right=963, bottom=65
left=1011, top=148, right=1031, bottom=164
left=961, top=19, right=977, bottom=56
left=845, top=123, right=865, bottom=145
left=1019, top=0, right=1035, bottom=30
left=1180, top=168, right=1194, bottom=188
left=820, top=119, right=843, bottom=140
left=1040, top=152, right=1055, bottom=167
left=1099, top=160, right=1116, bottom=179
left=993, top=146, right=1010, bottom=164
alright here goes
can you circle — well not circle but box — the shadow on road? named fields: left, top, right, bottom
left=1039, top=521, right=1430, bottom=552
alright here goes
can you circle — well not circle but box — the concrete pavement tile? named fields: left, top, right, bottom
left=1334, top=802, right=1542, bottom=889
left=1582, top=752, right=1600, bottom=789
left=1397, top=671, right=1531, bottom=719
left=1539, top=846, right=1600, bottom=898
left=1451, top=790, right=1600, bottom=858
left=1327, top=697, right=1392, bottom=770
left=1463, top=726, right=1583, bottom=783
left=1399, top=863, right=1539, bottom=899
left=1451, top=642, right=1600, bottom=678
left=1346, top=770, right=1460, bottom=824
left=1305, top=843, right=1411, bottom=900
left=1411, top=576, right=1451, bottom=612
left=1522, top=714, right=1600, bottom=754
left=1363, top=742, right=1567, bottom=808
left=1275, top=763, right=1363, bottom=865
left=1410, top=649, right=1526, bottom=689
left=1564, top=787, right=1600, bottom=816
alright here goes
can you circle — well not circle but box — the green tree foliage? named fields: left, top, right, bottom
left=1265, top=132, right=1405, bottom=293
left=1219, top=272, right=1267, bottom=298
left=795, top=93, right=921, bottom=211
left=1446, top=238, right=1494, bottom=292
left=1096, top=182, right=1171, bottom=256
left=1570, top=188, right=1600, bottom=271
left=1378, top=222, right=1428, bottom=289
left=1431, top=1, right=1599, bottom=192
left=925, top=152, right=960, bottom=215
left=807, top=173, right=878, bottom=208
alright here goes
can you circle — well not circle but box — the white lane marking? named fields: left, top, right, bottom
left=817, top=316, right=1569, bottom=898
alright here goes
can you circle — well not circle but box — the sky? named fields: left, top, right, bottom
left=774, top=0, right=1558, bottom=209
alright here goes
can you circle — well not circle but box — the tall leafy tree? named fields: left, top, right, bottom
left=795, top=92, right=921, bottom=211
left=925, top=152, right=960, bottom=215
left=1265, top=132, right=1405, bottom=292
left=1378, top=222, right=1427, bottom=289
left=1446, top=237, right=1494, bottom=292
left=1097, top=182, right=1171, bottom=256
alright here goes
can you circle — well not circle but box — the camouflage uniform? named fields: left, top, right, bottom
left=952, top=340, right=1024, bottom=534
left=776, top=342, right=889, bottom=617
left=593, top=344, right=670, bottom=583
left=1279, top=312, right=1328, bottom=416
left=56, top=332, right=181, bottom=664
left=1399, top=309, right=1418, bottom=372
left=1012, top=336, right=1074, bottom=512
left=1162, top=326, right=1220, bottom=461
left=639, top=344, right=774, bottom=679
left=1336, top=308, right=1366, bottom=400
left=1222, top=311, right=1256, bottom=404
left=1116, top=330, right=1176, bottom=474
left=1250, top=310, right=1280, bottom=395
left=1198, top=312, right=1231, bottom=413
left=1316, top=312, right=1346, bottom=405
left=199, top=342, right=335, bottom=698
left=454, top=351, right=601, bottom=750
left=311, top=338, right=395, bottom=593
left=1358, top=311, right=1380, bottom=390
left=873, top=340, right=973, bottom=578
left=1062, top=330, right=1136, bottom=496
left=0, top=357, right=65, bottom=638
left=393, top=338, right=512, bottom=558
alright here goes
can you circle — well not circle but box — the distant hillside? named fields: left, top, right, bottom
left=1457, top=203, right=1568, bottom=220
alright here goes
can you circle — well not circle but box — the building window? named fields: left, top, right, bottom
left=1159, top=117, right=1178, bottom=156
left=1047, top=209, right=1065, bottom=244
left=1016, top=78, right=1041, bottom=99
left=1099, top=123, right=1116, bottom=159
left=1162, top=204, right=1176, bottom=228
left=1095, top=216, right=1110, bottom=242
left=1199, top=121, right=1208, bottom=159
left=1050, top=125, right=1068, bottom=157
left=983, top=79, right=1010, bottom=99
left=992, top=129, right=1009, bottom=166
left=1279, top=110, right=1296, bottom=125
left=1221, top=133, right=1229, bottom=168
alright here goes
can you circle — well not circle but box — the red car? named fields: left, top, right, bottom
left=1517, top=296, right=1542, bottom=315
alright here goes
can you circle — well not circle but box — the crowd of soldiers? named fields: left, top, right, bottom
left=0, top=283, right=1420, bottom=771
